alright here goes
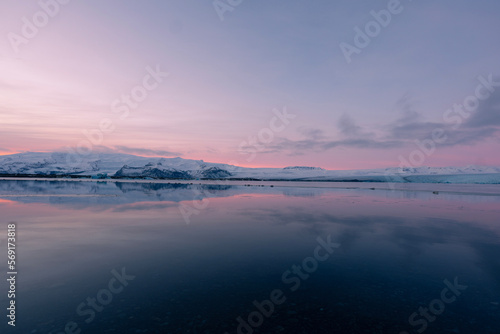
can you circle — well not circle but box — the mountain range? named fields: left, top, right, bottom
left=0, top=152, right=499, bottom=183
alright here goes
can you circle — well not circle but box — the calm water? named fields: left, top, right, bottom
left=0, top=180, right=499, bottom=333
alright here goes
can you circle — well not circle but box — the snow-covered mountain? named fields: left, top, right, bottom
left=0, top=152, right=233, bottom=179
left=1, top=152, right=500, bottom=184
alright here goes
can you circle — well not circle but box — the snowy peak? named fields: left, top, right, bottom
left=0, top=152, right=499, bottom=183
left=114, top=164, right=232, bottom=180
left=0, top=152, right=236, bottom=179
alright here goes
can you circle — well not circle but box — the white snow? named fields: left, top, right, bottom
left=1, top=152, right=499, bottom=184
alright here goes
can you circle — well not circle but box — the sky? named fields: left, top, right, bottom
left=1, top=0, right=499, bottom=169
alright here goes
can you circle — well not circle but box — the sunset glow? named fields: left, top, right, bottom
left=1, top=1, right=499, bottom=169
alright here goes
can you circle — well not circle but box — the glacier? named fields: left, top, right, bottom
left=0, top=152, right=500, bottom=184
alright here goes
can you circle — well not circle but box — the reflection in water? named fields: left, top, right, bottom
left=0, top=180, right=499, bottom=333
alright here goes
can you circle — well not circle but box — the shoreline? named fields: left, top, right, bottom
left=1, top=177, right=500, bottom=196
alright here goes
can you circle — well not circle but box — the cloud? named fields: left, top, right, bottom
left=250, top=86, right=500, bottom=156
left=114, top=146, right=182, bottom=157
left=337, top=114, right=359, bottom=136
left=337, top=114, right=368, bottom=138
left=297, top=127, right=327, bottom=140
left=393, top=93, right=421, bottom=125
left=321, top=138, right=402, bottom=150
left=385, top=88, right=500, bottom=146
left=243, top=136, right=402, bottom=156
left=465, top=88, right=500, bottom=128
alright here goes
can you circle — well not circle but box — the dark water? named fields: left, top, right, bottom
left=0, top=180, right=499, bottom=334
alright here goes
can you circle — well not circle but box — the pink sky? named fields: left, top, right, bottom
left=1, top=1, right=499, bottom=169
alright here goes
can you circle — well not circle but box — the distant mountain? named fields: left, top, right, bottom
left=0, top=152, right=499, bottom=183
left=283, top=166, right=325, bottom=170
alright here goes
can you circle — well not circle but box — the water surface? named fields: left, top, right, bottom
left=0, top=180, right=499, bottom=333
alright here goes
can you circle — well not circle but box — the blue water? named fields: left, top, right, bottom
left=0, top=180, right=499, bottom=333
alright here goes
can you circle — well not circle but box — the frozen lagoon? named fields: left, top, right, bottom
left=0, top=179, right=499, bottom=333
